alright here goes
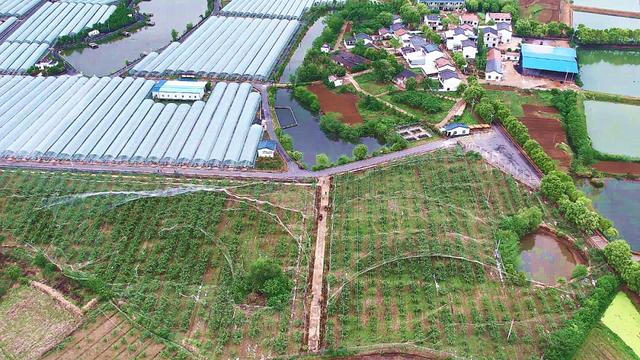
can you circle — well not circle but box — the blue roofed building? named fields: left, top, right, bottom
left=440, top=122, right=470, bottom=137
left=257, top=140, right=277, bottom=158
left=520, top=44, right=578, bottom=80
left=151, top=80, right=208, bottom=101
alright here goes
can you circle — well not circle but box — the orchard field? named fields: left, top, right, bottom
left=325, top=150, right=592, bottom=359
left=0, top=170, right=316, bottom=359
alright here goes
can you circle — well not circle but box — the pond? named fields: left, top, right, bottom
left=573, top=11, right=640, bottom=30
left=580, top=178, right=640, bottom=251
left=572, top=0, right=640, bottom=12
left=64, top=0, right=207, bottom=76
left=584, top=100, right=640, bottom=158
left=518, top=229, right=580, bottom=284
left=578, top=49, right=640, bottom=97
left=279, top=16, right=325, bottom=83
left=276, top=89, right=382, bottom=168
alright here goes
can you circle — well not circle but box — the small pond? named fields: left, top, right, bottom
left=573, top=11, right=640, bottom=30
left=279, top=16, right=325, bottom=83
left=578, top=49, right=640, bottom=97
left=584, top=100, right=640, bottom=158
left=572, top=0, right=640, bottom=12
left=276, top=89, right=382, bottom=168
left=64, top=0, right=207, bottom=76
left=580, top=178, right=640, bottom=251
left=518, top=229, right=580, bottom=284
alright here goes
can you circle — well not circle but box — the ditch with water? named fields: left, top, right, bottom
left=518, top=229, right=583, bottom=284
left=573, top=11, right=640, bottom=30
left=275, top=89, right=382, bottom=168
left=279, top=16, right=326, bottom=83
left=572, top=0, right=640, bottom=12
left=580, top=178, right=640, bottom=252
left=64, top=0, right=207, bottom=76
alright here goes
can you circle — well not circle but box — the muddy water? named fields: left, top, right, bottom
left=64, top=0, right=207, bottom=76
left=518, top=230, right=579, bottom=284
left=276, top=89, right=382, bottom=167
left=584, top=101, right=640, bottom=158
left=578, top=49, right=640, bottom=97
left=572, top=0, right=640, bottom=12
left=580, top=178, right=640, bottom=251
left=279, top=16, right=326, bottom=83
left=573, top=11, right=640, bottom=30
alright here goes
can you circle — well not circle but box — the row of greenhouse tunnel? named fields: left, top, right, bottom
left=0, top=76, right=263, bottom=168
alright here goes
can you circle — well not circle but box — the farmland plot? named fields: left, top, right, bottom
left=0, top=171, right=316, bottom=359
left=325, top=150, right=590, bottom=359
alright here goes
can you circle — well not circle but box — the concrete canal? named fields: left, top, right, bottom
left=64, top=0, right=207, bottom=76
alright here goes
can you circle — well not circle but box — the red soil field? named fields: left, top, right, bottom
left=519, top=105, right=571, bottom=170
left=520, top=0, right=562, bottom=23
left=593, top=161, right=640, bottom=177
left=308, top=84, right=363, bottom=125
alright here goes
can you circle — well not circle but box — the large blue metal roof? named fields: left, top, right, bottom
left=521, top=44, right=578, bottom=74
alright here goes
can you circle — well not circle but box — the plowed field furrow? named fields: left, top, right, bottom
left=55, top=317, right=126, bottom=360
left=74, top=323, right=132, bottom=360
left=44, top=314, right=120, bottom=360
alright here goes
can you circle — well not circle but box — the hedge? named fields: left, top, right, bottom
left=543, top=275, right=620, bottom=359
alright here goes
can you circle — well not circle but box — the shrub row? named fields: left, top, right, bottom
left=543, top=275, right=620, bottom=359
left=575, top=25, right=640, bottom=46
left=390, top=91, right=446, bottom=114
left=604, top=240, right=640, bottom=293
left=474, top=96, right=556, bottom=174
left=293, top=86, right=321, bottom=113
left=496, top=207, right=543, bottom=282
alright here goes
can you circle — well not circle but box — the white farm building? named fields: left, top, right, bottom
left=151, top=80, right=207, bottom=101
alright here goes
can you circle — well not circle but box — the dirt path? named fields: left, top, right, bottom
left=307, top=176, right=331, bottom=352
left=435, top=99, right=466, bottom=129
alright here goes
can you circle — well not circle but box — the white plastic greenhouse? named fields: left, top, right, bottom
left=0, top=76, right=264, bottom=168
left=130, top=17, right=300, bottom=81
left=220, top=0, right=316, bottom=20
left=0, top=0, right=40, bottom=17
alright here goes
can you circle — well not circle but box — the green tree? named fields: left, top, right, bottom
left=373, top=59, right=400, bottom=83
left=451, top=52, right=466, bottom=69
left=571, top=264, right=588, bottom=279
left=313, top=153, right=332, bottom=170
left=352, top=144, right=369, bottom=160
left=405, top=77, right=417, bottom=91
left=463, top=84, right=485, bottom=108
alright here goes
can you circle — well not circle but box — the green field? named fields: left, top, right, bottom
left=484, top=90, right=556, bottom=118
left=381, top=92, right=455, bottom=124
left=354, top=72, right=395, bottom=96
left=575, top=322, right=639, bottom=360
left=601, top=292, right=640, bottom=356
left=326, top=150, right=591, bottom=358
left=0, top=170, right=315, bottom=359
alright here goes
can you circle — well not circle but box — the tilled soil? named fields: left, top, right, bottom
left=519, top=105, right=571, bottom=170
left=520, top=0, right=562, bottom=23
left=308, top=84, right=364, bottom=125
left=593, top=161, right=640, bottom=176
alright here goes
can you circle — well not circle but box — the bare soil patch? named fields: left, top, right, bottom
left=593, top=161, right=640, bottom=177
left=308, top=84, right=364, bottom=125
left=520, top=0, right=561, bottom=23
left=0, top=286, right=81, bottom=360
left=519, top=105, right=571, bottom=170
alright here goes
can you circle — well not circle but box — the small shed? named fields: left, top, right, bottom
left=257, top=140, right=277, bottom=158
left=321, top=43, right=331, bottom=53
left=440, top=122, right=470, bottom=137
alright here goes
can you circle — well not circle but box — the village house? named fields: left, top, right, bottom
left=496, top=22, right=512, bottom=43
left=390, top=23, right=405, bottom=32
left=461, top=39, right=477, bottom=59
left=418, top=0, right=465, bottom=11
left=394, top=69, right=418, bottom=89
left=377, top=27, right=393, bottom=40
left=440, top=122, right=470, bottom=137
left=438, top=69, right=462, bottom=91
left=392, top=14, right=403, bottom=25
left=482, top=27, right=499, bottom=48
left=321, top=43, right=331, bottom=53
left=486, top=12, right=512, bottom=24
left=257, top=140, right=277, bottom=158
left=503, top=51, right=519, bottom=61
left=424, top=14, right=442, bottom=31
left=485, top=48, right=503, bottom=81
left=459, top=13, right=479, bottom=28
left=402, top=46, right=425, bottom=66
left=328, top=75, right=344, bottom=87
left=445, top=27, right=475, bottom=50
left=394, top=28, right=412, bottom=44
left=331, top=51, right=369, bottom=72
left=344, top=33, right=373, bottom=49
left=435, top=57, right=456, bottom=72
